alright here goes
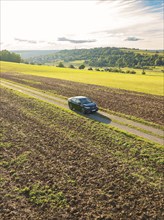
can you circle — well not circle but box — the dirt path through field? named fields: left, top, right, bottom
left=1, top=79, right=163, bottom=145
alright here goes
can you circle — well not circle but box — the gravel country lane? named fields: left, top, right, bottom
left=1, top=79, right=163, bottom=145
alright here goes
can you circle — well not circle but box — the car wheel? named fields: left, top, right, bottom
left=82, top=108, right=86, bottom=114
left=69, top=103, right=73, bottom=110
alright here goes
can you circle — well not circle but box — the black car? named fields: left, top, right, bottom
left=68, top=96, right=98, bottom=114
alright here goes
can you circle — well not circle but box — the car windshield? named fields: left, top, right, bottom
left=79, top=98, right=92, bottom=104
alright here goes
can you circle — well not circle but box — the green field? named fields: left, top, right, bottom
left=121, top=48, right=164, bottom=56
left=1, top=61, right=163, bottom=95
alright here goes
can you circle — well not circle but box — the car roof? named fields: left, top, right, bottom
left=70, top=96, right=87, bottom=99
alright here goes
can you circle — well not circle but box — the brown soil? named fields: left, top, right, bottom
left=0, top=87, right=163, bottom=220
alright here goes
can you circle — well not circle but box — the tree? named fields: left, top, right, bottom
left=79, top=64, right=85, bottom=69
left=57, top=62, right=65, bottom=67
left=130, top=70, right=136, bottom=74
left=69, top=64, right=75, bottom=68
left=155, top=57, right=164, bottom=66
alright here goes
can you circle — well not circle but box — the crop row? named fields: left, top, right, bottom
left=1, top=72, right=163, bottom=126
left=0, top=87, right=163, bottom=219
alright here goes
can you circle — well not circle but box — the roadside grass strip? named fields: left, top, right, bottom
left=101, top=108, right=164, bottom=131
left=111, top=118, right=164, bottom=139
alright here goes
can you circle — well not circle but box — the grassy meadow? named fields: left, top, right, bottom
left=0, top=61, right=163, bottom=96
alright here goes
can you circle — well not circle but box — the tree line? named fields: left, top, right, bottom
left=1, top=48, right=164, bottom=68
left=56, top=62, right=140, bottom=74
left=0, top=50, right=22, bottom=63
left=26, top=47, right=164, bottom=68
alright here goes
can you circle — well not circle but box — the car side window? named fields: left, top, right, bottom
left=75, top=99, right=80, bottom=104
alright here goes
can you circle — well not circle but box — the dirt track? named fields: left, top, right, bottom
left=1, top=72, right=163, bottom=125
left=1, top=79, right=163, bottom=145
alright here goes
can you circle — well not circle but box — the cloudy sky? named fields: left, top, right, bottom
left=1, top=0, right=163, bottom=50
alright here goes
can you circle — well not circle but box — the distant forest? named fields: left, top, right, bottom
left=0, top=50, right=22, bottom=63
left=1, top=48, right=164, bottom=68
left=27, top=47, right=164, bottom=68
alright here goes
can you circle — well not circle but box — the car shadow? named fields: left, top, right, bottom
left=74, top=111, right=112, bottom=124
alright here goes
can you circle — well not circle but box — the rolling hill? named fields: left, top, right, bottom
left=12, top=50, right=58, bottom=59
left=24, top=47, right=164, bottom=68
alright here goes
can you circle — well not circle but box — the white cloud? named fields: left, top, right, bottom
left=124, top=37, right=142, bottom=41
left=58, top=37, right=96, bottom=44
left=1, top=0, right=163, bottom=50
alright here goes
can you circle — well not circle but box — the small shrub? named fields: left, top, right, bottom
left=130, top=70, right=136, bottom=74
left=79, top=64, right=85, bottom=69
left=69, top=64, right=75, bottom=69
left=57, top=62, right=65, bottom=68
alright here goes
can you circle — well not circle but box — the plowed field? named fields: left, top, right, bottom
left=0, top=87, right=163, bottom=219
left=1, top=72, right=163, bottom=125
